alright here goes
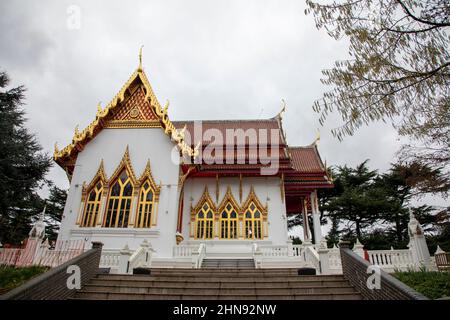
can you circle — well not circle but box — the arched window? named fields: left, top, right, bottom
left=220, top=202, right=238, bottom=239
left=242, top=187, right=267, bottom=240
left=244, top=201, right=263, bottom=239
left=195, top=202, right=214, bottom=239
left=135, top=180, right=155, bottom=228
left=103, top=170, right=133, bottom=228
left=81, top=181, right=103, bottom=227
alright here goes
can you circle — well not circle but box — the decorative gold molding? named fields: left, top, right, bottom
left=242, top=186, right=268, bottom=216
left=81, top=159, right=108, bottom=202
left=138, top=159, right=161, bottom=201
left=217, top=186, right=241, bottom=216
left=239, top=174, right=243, bottom=203
left=191, top=186, right=217, bottom=217
left=54, top=52, right=199, bottom=168
left=104, top=120, right=162, bottom=129
left=108, top=146, right=138, bottom=187
left=215, top=174, right=219, bottom=203
left=280, top=173, right=285, bottom=204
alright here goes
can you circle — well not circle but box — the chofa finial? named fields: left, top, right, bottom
left=314, top=129, right=320, bottom=145
left=138, top=45, right=144, bottom=72
left=278, top=99, right=286, bottom=119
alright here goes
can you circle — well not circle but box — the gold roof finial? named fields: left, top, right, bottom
left=138, top=45, right=144, bottom=72
left=74, top=125, right=80, bottom=136
left=314, top=128, right=320, bottom=145
left=277, top=99, right=286, bottom=119
left=54, top=142, right=59, bottom=153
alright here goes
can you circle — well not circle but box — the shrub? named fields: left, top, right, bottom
left=394, top=270, right=450, bottom=300
left=0, top=265, right=48, bottom=293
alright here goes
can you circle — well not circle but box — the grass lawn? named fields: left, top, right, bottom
left=394, top=270, right=450, bottom=300
left=0, top=265, right=48, bottom=294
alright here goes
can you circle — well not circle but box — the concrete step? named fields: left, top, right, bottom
left=74, top=269, right=361, bottom=300
left=81, top=284, right=358, bottom=295
left=89, top=278, right=352, bottom=288
left=74, top=291, right=362, bottom=300
left=201, top=258, right=255, bottom=268
left=96, top=273, right=346, bottom=282
left=150, top=267, right=300, bottom=274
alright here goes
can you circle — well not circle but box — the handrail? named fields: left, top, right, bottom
left=304, top=245, right=320, bottom=271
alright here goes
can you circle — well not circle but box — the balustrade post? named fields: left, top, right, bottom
left=318, top=240, right=330, bottom=275
left=119, top=244, right=132, bottom=274
left=287, top=239, right=293, bottom=257
left=353, top=238, right=364, bottom=258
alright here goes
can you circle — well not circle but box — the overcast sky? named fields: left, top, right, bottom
left=0, top=0, right=446, bottom=208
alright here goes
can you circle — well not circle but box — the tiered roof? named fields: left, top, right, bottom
left=53, top=57, right=333, bottom=208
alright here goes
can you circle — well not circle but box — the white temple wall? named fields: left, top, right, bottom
left=57, top=128, right=180, bottom=258
left=181, top=176, right=288, bottom=245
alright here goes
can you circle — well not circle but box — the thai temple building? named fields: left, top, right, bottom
left=54, top=53, right=333, bottom=269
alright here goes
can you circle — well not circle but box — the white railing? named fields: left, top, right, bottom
left=99, top=250, right=121, bottom=269
left=292, top=245, right=303, bottom=257
left=367, top=249, right=414, bottom=271
left=173, top=244, right=199, bottom=257
left=259, top=245, right=289, bottom=257
left=304, top=245, right=320, bottom=271
left=197, top=243, right=206, bottom=268
left=128, top=240, right=153, bottom=272
left=328, top=247, right=342, bottom=269
left=0, top=239, right=85, bottom=268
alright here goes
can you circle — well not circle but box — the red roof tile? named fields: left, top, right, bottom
left=289, top=146, right=325, bottom=173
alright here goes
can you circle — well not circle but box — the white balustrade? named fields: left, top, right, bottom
left=291, top=245, right=303, bottom=257
left=173, top=244, right=199, bottom=257
left=259, top=245, right=289, bottom=257
left=367, top=249, right=413, bottom=271
left=100, top=250, right=121, bottom=268
left=304, top=245, right=320, bottom=271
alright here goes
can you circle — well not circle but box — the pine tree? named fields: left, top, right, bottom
left=0, top=71, right=52, bottom=245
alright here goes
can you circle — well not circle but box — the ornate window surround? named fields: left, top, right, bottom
left=77, top=146, right=161, bottom=229
left=190, top=187, right=217, bottom=239
left=190, top=185, right=268, bottom=240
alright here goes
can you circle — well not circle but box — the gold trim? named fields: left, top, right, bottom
left=54, top=55, right=199, bottom=166
left=280, top=173, right=285, bottom=204
left=242, top=186, right=268, bottom=216
left=191, top=186, right=217, bottom=216
left=217, top=186, right=241, bottom=216
left=215, top=174, right=219, bottom=203
left=239, top=174, right=243, bottom=203
left=81, top=159, right=108, bottom=202
left=137, top=160, right=161, bottom=201
left=108, top=146, right=138, bottom=187
left=104, top=120, right=162, bottom=129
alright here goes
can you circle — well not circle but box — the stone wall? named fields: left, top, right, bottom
left=339, top=244, right=428, bottom=300
left=0, top=242, right=103, bottom=300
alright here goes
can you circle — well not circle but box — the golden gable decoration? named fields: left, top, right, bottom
left=54, top=48, right=199, bottom=176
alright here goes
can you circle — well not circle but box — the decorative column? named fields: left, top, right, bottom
left=119, top=244, right=132, bottom=274
left=128, top=189, right=139, bottom=227
left=301, top=198, right=311, bottom=244
left=96, top=189, right=109, bottom=227
left=311, top=190, right=322, bottom=244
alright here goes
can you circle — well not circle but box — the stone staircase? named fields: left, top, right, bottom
left=201, top=258, right=255, bottom=268
left=73, top=268, right=362, bottom=300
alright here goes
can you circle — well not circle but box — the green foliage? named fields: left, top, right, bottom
left=0, top=265, right=48, bottom=292
left=43, top=186, right=67, bottom=241
left=394, top=270, right=450, bottom=299
left=322, top=160, right=447, bottom=250
left=0, top=70, right=52, bottom=245
left=305, top=0, right=450, bottom=178
left=323, top=160, right=385, bottom=239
